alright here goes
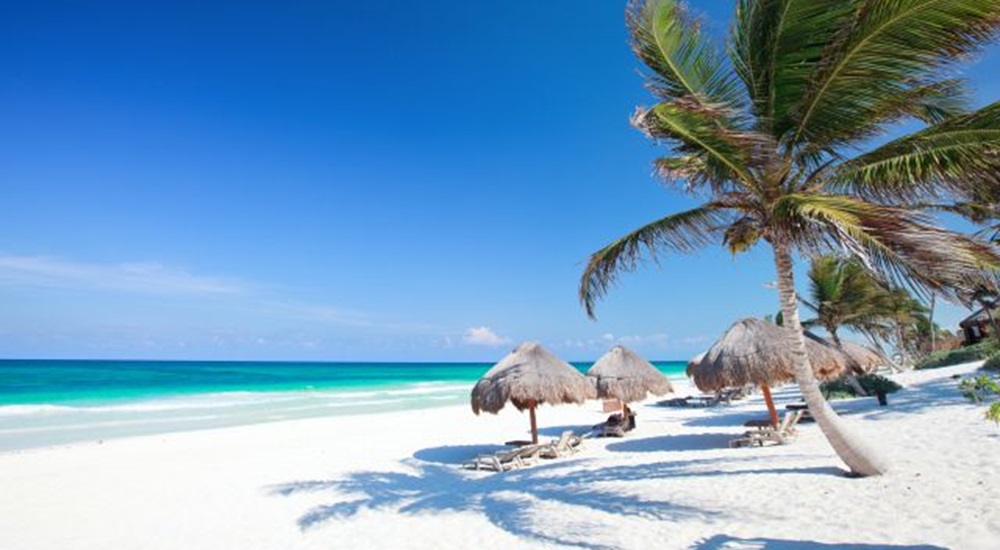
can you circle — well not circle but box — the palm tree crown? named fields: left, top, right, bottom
left=801, top=255, right=923, bottom=347
left=582, top=0, right=1000, bottom=476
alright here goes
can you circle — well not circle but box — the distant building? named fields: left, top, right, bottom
left=959, top=302, right=998, bottom=345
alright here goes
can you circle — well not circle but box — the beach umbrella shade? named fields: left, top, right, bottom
left=586, top=345, right=674, bottom=404
left=471, top=341, right=596, bottom=444
left=837, top=341, right=887, bottom=374
left=689, top=318, right=846, bottom=427
left=686, top=351, right=706, bottom=378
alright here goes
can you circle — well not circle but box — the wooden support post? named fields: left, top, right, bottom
left=529, top=401, right=538, bottom=444
left=761, top=384, right=780, bottom=428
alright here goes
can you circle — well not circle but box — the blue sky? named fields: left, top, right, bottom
left=2, top=1, right=998, bottom=362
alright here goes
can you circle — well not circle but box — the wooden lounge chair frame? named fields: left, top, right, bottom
left=729, top=409, right=804, bottom=448
left=539, top=430, right=583, bottom=459
left=466, top=445, right=542, bottom=472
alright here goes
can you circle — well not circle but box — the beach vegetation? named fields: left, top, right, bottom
left=958, top=374, right=1000, bottom=403
left=957, top=373, right=1000, bottom=426
left=801, top=255, right=913, bottom=349
left=820, top=374, right=901, bottom=401
left=917, top=340, right=999, bottom=369
left=800, top=254, right=949, bottom=364
left=986, top=402, right=1000, bottom=425
left=580, top=0, right=1000, bottom=476
left=983, top=351, right=1000, bottom=371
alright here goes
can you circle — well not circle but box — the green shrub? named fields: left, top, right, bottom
left=959, top=375, right=1000, bottom=404
left=820, top=374, right=901, bottom=399
left=819, top=378, right=856, bottom=400
left=916, top=340, right=1000, bottom=370
left=954, top=373, right=1000, bottom=428
left=857, top=373, right=902, bottom=395
left=986, top=402, right=1000, bottom=426
left=983, top=351, right=1000, bottom=371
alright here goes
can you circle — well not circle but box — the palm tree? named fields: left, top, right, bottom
left=801, top=255, right=933, bottom=355
left=801, top=255, right=902, bottom=348
left=580, top=0, right=1000, bottom=476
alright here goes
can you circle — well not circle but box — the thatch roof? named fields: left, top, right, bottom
left=690, top=318, right=846, bottom=393
left=685, top=351, right=706, bottom=378
left=470, top=341, right=596, bottom=415
left=812, top=337, right=886, bottom=374
left=585, top=345, right=674, bottom=403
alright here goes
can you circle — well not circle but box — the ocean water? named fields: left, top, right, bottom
left=0, top=359, right=687, bottom=452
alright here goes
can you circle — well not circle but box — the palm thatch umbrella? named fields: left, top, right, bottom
left=838, top=341, right=887, bottom=374
left=471, top=341, right=596, bottom=444
left=689, top=318, right=847, bottom=427
left=685, top=351, right=706, bottom=378
left=586, top=346, right=674, bottom=406
left=802, top=331, right=889, bottom=375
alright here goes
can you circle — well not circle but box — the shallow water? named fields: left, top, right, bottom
left=0, top=359, right=686, bottom=451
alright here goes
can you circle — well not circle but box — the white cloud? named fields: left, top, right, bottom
left=0, top=254, right=245, bottom=295
left=462, top=326, right=510, bottom=347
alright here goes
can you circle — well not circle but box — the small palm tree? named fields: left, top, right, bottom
left=801, top=255, right=902, bottom=348
left=581, top=0, right=1000, bottom=476
left=801, top=255, right=935, bottom=356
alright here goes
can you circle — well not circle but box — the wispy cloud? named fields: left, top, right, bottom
left=462, top=326, right=510, bottom=347
left=260, top=301, right=376, bottom=328
left=0, top=254, right=247, bottom=295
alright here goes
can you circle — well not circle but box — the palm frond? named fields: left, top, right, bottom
left=915, top=201, right=1000, bottom=225
left=831, top=101, right=1000, bottom=203
left=776, top=194, right=1000, bottom=302
left=580, top=204, right=732, bottom=318
left=730, top=0, right=858, bottom=134
left=628, top=0, right=744, bottom=109
left=632, top=99, right=768, bottom=190
left=787, top=0, right=1000, bottom=153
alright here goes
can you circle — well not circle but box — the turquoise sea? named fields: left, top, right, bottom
left=0, top=359, right=687, bottom=452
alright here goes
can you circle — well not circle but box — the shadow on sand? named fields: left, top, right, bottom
left=606, top=432, right=737, bottom=453
left=269, top=444, right=854, bottom=549
left=412, top=444, right=506, bottom=465
left=269, top=454, right=725, bottom=550
left=689, top=534, right=947, bottom=549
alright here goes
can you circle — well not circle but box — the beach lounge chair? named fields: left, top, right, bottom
left=539, top=430, right=583, bottom=459
left=660, top=393, right=731, bottom=408
left=466, top=444, right=541, bottom=472
left=595, top=412, right=630, bottom=437
left=728, top=409, right=804, bottom=448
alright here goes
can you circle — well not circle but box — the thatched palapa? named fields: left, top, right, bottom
left=690, top=318, right=846, bottom=394
left=685, top=351, right=705, bottom=378
left=586, top=345, right=674, bottom=403
left=471, top=341, right=595, bottom=443
left=689, top=318, right=847, bottom=427
left=837, top=341, right=886, bottom=374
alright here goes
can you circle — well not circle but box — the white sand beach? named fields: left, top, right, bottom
left=2, top=362, right=998, bottom=550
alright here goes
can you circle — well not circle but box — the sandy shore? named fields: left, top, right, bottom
left=2, top=362, right=998, bottom=550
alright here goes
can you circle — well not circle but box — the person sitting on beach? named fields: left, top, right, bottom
left=623, top=404, right=637, bottom=432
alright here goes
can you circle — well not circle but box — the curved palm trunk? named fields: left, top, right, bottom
left=773, top=243, right=888, bottom=476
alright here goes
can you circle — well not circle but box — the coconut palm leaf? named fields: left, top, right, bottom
left=787, top=0, right=1000, bottom=153
left=632, top=100, right=763, bottom=189
left=627, top=0, right=743, bottom=108
left=731, top=0, right=861, bottom=134
left=832, top=101, right=1000, bottom=202
left=580, top=203, right=731, bottom=317
left=778, top=194, right=1000, bottom=301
